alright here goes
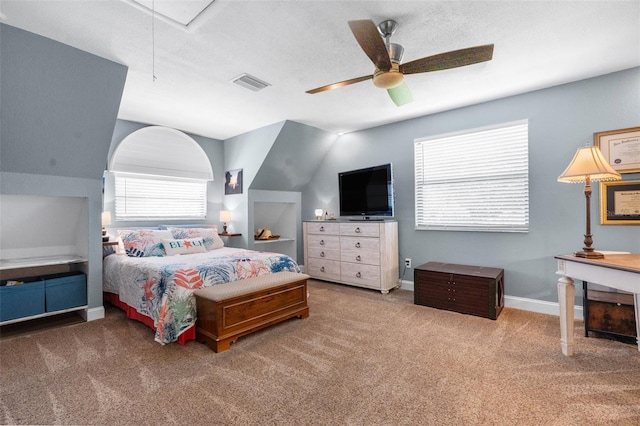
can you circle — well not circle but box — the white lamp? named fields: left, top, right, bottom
left=219, top=210, right=231, bottom=233
left=101, top=211, right=112, bottom=241
left=315, top=209, right=323, bottom=220
left=558, top=146, right=621, bottom=259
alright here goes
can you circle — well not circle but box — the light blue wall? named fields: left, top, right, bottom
left=303, top=67, right=640, bottom=304
left=0, top=24, right=128, bottom=312
left=222, top=121, right=286, bottom=247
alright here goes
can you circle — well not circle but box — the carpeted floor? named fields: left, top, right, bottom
left=1, top=279, right=639, bottom=425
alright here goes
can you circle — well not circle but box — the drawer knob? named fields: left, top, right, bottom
left=355, top=242, right=361, bottom=248
left=320, top=240, right=325, bottom=245
left=355, top=227, right=361, bottom=233
left=356, top=255, right=361, bottom=261
left=356, top=272, right=362, bottom=278
left=320, top=226, right=324, bottom=232
left=320, top=266, right=325, bottom=272
left=320, top=251, right=325, bottom=257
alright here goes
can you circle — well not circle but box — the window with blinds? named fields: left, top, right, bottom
left=414, top=121, right=529, bottom=232
left=114, top=174, right=207, bottom=221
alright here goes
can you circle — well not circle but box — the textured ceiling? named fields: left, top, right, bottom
left=1, top=1, right=639, bottom=140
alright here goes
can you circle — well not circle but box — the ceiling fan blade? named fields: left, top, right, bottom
left=348, top=20, right=392, bottom=72
left=387, top=81, right=413, bottom=106
left=306, top=75, right=373, bottom=94
left=400, top=44, right=494, bottom=75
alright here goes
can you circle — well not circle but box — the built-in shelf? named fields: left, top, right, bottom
left=0, top=255, right=89, bottom=325
left=0, top=255, right=87, bottom=271
left=249, top=190, right=301, bottom=262
left=0, top=305, right=88, bottom=326
left=253, top=237, right=295, bottom=245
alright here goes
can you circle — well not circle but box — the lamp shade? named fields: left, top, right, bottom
left=101, top=211, right=112, bottom=227
left=219, top=210, right=231, bottom=222
left=558, top=146, right=621, bottom=183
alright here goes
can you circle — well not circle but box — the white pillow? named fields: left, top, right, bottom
left=162, top=238, right=207, bottom=256
left=168, top=227, right=224, bottom=250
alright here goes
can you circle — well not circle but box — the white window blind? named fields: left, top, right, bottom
left=414, top=121, right=529, bottom=232
left=115, top=174, right=207, bottom=221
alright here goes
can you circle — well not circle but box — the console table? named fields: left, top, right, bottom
left=555, top=253, right=640, bottom=356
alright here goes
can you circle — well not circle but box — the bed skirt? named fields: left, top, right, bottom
left=103, top=292, right=195, bottom=345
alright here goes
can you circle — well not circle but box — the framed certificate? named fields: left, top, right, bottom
left=600, top=180, right=640, bottom=225
left=594, top=126, right=640, bottom=174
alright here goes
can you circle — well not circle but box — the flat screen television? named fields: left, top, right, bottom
left=339, top=163, right=394, bottom=219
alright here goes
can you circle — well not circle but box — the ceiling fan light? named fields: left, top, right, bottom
left=373, top=69, right=404, bottom=89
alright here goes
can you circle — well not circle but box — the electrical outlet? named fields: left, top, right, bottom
left=404, top=258, right=412, bottom=268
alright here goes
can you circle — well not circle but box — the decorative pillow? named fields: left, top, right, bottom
left=162, top=238, right=207, bottom=256
left=118, top=229, right=172, bottom=257
left=169, top=227, right=224, bottom=250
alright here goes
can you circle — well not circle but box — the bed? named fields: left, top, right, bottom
left=102, top=227, right=300, bottom=344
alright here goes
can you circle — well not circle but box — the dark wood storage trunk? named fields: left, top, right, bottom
left=583, top=284, right=636, bottom=342
left=414, top=262, right=504, bottom=320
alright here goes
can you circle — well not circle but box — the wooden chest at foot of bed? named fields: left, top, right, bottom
left=194, top=272, right=310, bottom=352
left=414, top=262, right=504, bottom=320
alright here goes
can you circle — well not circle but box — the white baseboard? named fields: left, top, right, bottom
left=82, top=306, right=105, bottom=322
left=399, top=279, right=583, bottom=320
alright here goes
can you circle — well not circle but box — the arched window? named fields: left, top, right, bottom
left=109, top=126, right=213, bottom=221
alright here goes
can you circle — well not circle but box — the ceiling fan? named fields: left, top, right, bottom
left=306, top=19, right=494, bottom=106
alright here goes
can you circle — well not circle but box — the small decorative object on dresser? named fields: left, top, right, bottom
left=414, top=262, right=504, bottom=320
left=303, top=220, right=399, bottom=293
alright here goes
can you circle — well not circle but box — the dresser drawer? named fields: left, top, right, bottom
left=307, top=246, right=340, bottom=261
left=306, top=234, right=340, bottom=250
left=340, top=236, right=380, bottom=253
left=340, top=240, right=380, bottom=265
left=339, top=222, right=380, bottom=237
left=340, top=262, right=381, bottom=288
left=306, top=222, right=340, bottom=235
left=307, top=258, right=341, bottom=281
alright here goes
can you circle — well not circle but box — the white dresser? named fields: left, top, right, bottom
left=303, top=220, right=399, bottom=293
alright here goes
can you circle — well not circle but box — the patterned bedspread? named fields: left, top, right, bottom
left=103, top=248, right=300, bottom=344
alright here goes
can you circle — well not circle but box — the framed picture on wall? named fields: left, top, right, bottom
left=600, top=180, right=640, bottom=225
left=225, top=168, right=243, bottom=195
left=594, top=126, right=640, bottom=174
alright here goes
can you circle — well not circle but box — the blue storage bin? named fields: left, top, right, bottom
left=44, top=272, right=87, bottom=312
left=0, top=278, right=45, bottom=321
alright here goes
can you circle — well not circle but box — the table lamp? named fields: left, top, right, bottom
left=101, top=211, right=112, bottom=242
left=558, top=146, right=621, bottom=258
left=219, top=210, right=231, bottom=233
left=315, top=209, right=323, bottom=220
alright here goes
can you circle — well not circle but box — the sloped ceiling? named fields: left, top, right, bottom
left=250, top=121, right=337, bottom=192
left=0, top=24, right=127, bottom=180
left=1, top=1, right=638, bottom=140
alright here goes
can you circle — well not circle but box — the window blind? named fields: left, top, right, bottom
left=414, top=121, right=529, bottom=232
left=115, top=174, right=207, bottom=221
